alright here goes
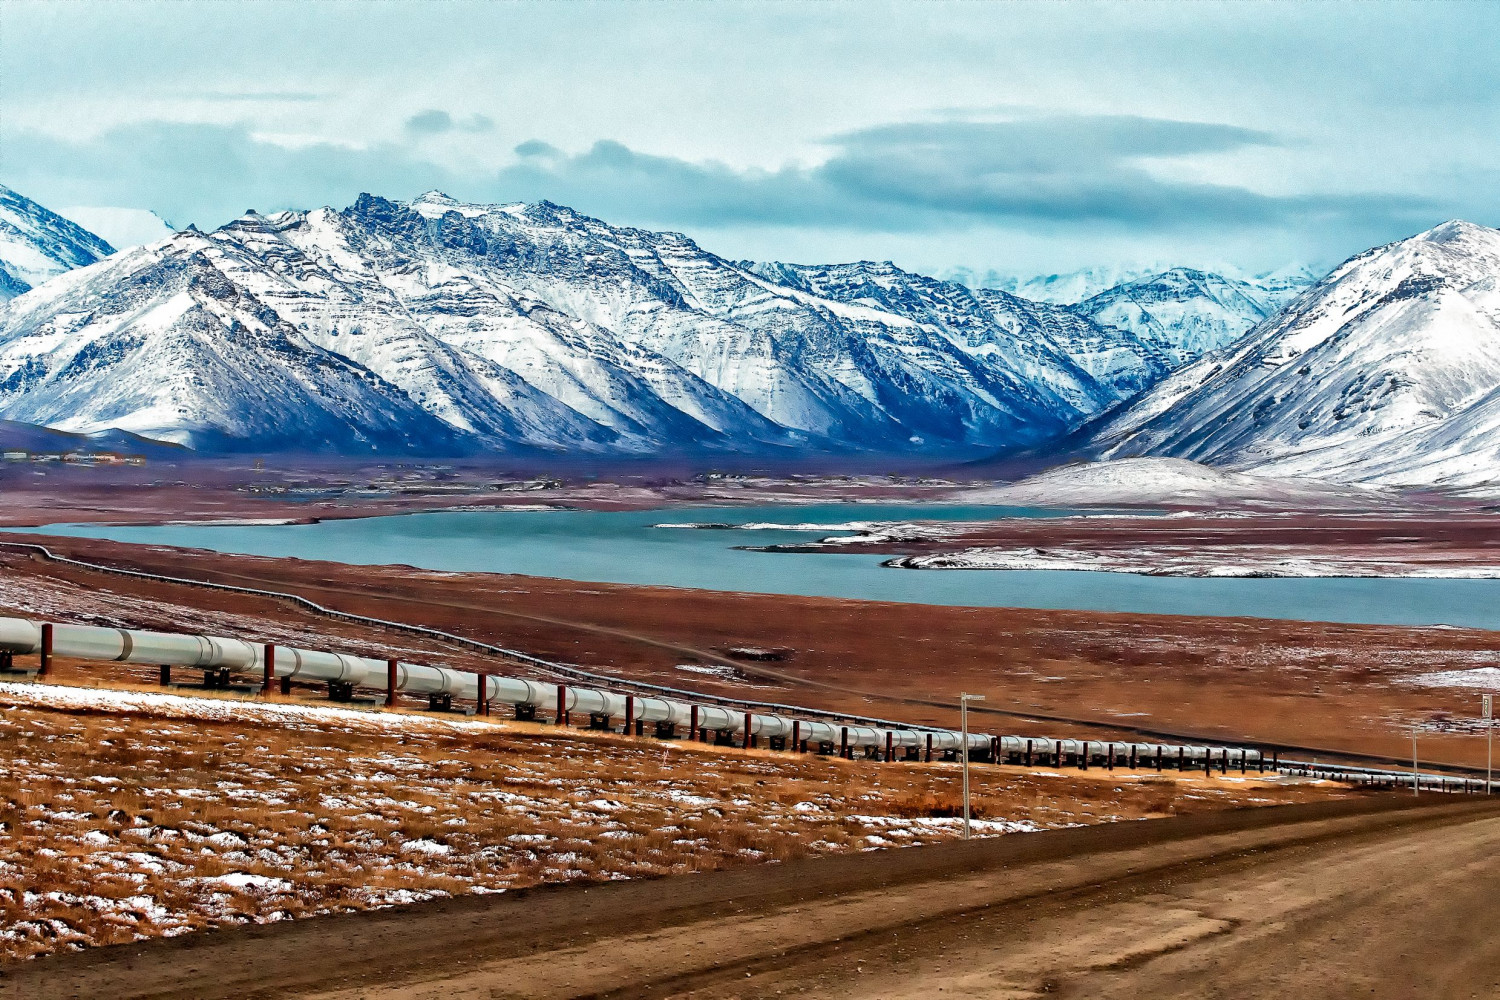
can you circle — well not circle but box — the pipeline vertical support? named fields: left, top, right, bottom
left=1106, top=743, right=1115, bottom=771
left=1079, top=742, right=1089, bottom=770
left=840, top=726, right=849, bottom=759
left=159, top=664, right=171, bottom=687
left=279, top=675, right=291, bottom=695
left=743, top=711, right=753, bottom=750
left=690, top=705, right=699, bottom=742
left=1220, top=750, right=1228, bottom=775
left=556, top=684, right=568, bottom=726
left=990, top=736, right=999, bottom=763
left=477, top=673, right=490, bottom=717
left=1055, top=740, right=1064, bottom=768
left=1025, top=739, right=1034, bottom=767
left=792, top=720, right=801, bottom=752
left=925, top=733, right=933, bottom=763
left=885, top=731, right=894, bottom=762
left=38, top=623, right=52, bottom=677
left=385, top=658, right=398, bottom=707
left=1155, top=746, right=1164, bottom=771
left=1178, top=747, right=1186, bottom=770
left=262, top=644, right=275, bottom=694
left=624, top=696, right=635, bottom=736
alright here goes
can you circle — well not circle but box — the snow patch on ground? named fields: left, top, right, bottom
left=885, top=544, right=1500, bottom=578
left=971, top=458, right=1386, bottom=509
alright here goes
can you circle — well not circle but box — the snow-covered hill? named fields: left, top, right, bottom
left=1074, top=267, right=1313, bottom=363
left=0, top=185, right=115, bottom=301
left=1082, top=221, right=1500, bottom=488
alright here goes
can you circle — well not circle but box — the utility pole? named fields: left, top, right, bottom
left=1484, top=695, right=1494, bottom=794
left=960, top=693, right=985, bottom=840
left=1412, top=724, right=1420, bottom=797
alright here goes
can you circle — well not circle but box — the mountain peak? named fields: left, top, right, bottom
left=1414, top=218, right=1498, bottom=247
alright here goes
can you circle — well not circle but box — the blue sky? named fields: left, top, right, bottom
left=3, top=0, right=1498, bottom=278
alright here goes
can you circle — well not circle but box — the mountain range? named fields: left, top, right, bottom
left=5, top=182, right=1500, bottom=489
left=0, top=186, right=1263, bottom=457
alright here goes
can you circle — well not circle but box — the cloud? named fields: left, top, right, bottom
left=405, top=110, right=496, bottom=136
left=1, top=121, right=464, bottom=227
left=192, top=90, right=325, bottom=103
left=493, top=115, right=1440, bottom=237
left=0, top=112, right=1460, bottom=269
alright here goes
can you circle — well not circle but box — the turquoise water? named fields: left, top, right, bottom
left=17, top=504, right=1500, bottom=628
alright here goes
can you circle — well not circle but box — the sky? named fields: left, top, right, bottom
left=3, top=0, right=1498, bottom=279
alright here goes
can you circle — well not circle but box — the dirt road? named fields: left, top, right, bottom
left=7, top=796, right=1498, bottom=1000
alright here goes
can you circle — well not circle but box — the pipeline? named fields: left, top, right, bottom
left=0, top=614, right=1271, bottom=764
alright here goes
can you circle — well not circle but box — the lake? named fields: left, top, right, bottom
left=17, top=503, right=1500, bottom=629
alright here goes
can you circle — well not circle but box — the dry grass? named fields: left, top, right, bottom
left=0, top=679, right=1352, bottom=963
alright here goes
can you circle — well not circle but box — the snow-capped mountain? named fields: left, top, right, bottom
left=749, top=260, right=1170, bottom=402
left=0, top=191, right=1182, bottom=455
left=944, top=264, right=1168, bottom=305
left=1074, top=267, right=1314, bottom=363
left=1082, top=220, right=1500, bottom=487
left=0, top=184, right=115, bottom=301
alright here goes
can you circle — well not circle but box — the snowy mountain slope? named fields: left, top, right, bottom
left=319, top=196, right=796, bottom=450
left=0, top=233, right=466, bottom=452
left=397, top=197, right=1044, bottom=450
left=1083, top=220, right=1500, bottom=487
left=749, top=260, right=1140, bottom=409
left=0, top=184, right=115, bottom=301
left=1073, top=267, right=1311, bottom=362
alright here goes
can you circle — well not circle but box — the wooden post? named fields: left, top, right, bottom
left=624, top=696, right=635, bottom=736
left=556, top=684, right=568, bottom=725
left=385, top=658, right=398, bottom=707
left=742, top=711, right=753, bottom=750
left=689, top=705, right=699, bottom=742
left=38, top=623, right=52, bottom=678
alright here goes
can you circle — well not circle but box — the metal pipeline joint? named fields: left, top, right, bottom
left=0, top=616, right=1264, bottom=763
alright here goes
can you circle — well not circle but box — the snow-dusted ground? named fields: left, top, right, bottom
left=0, top=679, right=1302, bottom=961
left=886, top=545, right=1500, bottom=578
left=1401, top=667, right=1500, bottom=691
